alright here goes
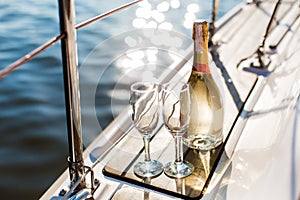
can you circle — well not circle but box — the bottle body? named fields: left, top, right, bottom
left=183, top=20, right=224, bottom=150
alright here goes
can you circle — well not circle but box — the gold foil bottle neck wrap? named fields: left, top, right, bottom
left=192, top=20, right=209, bottom=53
left=192, top=19, right=210, bottom=73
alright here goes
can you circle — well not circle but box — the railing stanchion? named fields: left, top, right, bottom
left=58, top=0, right=86, bottom=190
left=209, top=0, right=219, bottom=47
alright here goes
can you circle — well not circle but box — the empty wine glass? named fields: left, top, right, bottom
left=162, top=82, right=194, bottom=178
left=130, top=82, right=163, bottom=178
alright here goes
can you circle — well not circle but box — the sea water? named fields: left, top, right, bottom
left=0, top=0, right=242, bottom=199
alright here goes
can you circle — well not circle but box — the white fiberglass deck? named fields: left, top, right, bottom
left=41, top=0, right=300, bottom=199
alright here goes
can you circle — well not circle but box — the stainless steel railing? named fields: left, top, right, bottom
left=58, top=0, right=86, bottom=191
left=0, top=0, right=143, bottom=196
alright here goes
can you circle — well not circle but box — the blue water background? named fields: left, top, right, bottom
left=0, top=0, right=242, bottom=199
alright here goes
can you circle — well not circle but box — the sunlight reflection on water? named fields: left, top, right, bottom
left=0, top=0, right=242, bottom=199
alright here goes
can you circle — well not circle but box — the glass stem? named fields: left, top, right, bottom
left=143, top=135, right=151, bottom=162
left=175, top=135, right=183, bottom=163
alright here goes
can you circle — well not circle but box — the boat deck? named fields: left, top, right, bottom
left=41, top=0, right=300, bottom=199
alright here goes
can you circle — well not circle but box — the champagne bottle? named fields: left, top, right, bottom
left=183, top=20, right=224, bottom=150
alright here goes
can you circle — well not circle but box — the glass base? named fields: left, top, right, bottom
left=164, top=161, right=194, bottom=178
left=134, top=160, right=163, bottom=178
left=184, top=135, right=222, bottom=151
